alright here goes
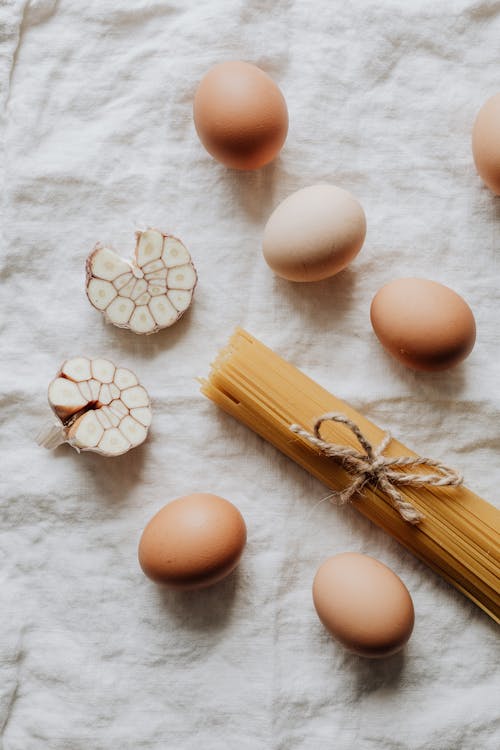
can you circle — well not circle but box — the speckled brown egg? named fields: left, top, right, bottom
left=138, top=493, right=247, bottom=589
left=312, top=553, right=414, bottom=658
left=370, top=278, right=476, bottom=372
left=193, top=61, right=288, bottom=170
left=472, top=93, right=500, bottom=194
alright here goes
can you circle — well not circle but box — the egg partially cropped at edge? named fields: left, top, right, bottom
left=262, top=184, right=366, bottom=282
left=472, top=93, right=500, bottom=195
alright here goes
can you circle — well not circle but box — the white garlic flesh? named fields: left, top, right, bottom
left=86, top=229, right=197, bottom=334
left=38, top=357, right=152, bottom=456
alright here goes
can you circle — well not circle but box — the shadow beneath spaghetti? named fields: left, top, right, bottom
left=157, top=567, right=241, bottom=633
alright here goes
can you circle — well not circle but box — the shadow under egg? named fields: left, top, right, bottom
left=349, top=647, right=407, bottom=698
left=272, top=265, right=358, bottom=328
left=223, top=156, right=282, bottom=223
left=370, top=337, right=469, bottom=398
left=156, top=565, right=242, bottom=633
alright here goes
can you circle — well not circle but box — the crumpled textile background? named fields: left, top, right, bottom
left=1, top=1, right=499, bottom=748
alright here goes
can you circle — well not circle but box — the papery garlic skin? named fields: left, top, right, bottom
left=38, top=357, right=152, bottom=456
left=86, top=229, right=197, bottom=335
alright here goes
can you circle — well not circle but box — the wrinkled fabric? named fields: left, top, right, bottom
left=1, top=1, right=499, bottom=748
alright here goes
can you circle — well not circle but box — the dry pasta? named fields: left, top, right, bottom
left=201, top=328, right=500, bottom=623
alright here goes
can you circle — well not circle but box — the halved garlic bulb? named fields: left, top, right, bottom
left=37, top=357, right=152, bottom=456
left=86, top=228, right=197, bottom=334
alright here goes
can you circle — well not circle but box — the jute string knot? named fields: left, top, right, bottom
left=290, top=412, right=463, bottom=525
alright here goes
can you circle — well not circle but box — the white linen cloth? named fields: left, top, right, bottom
left=1, top=1, right=499, bottom=748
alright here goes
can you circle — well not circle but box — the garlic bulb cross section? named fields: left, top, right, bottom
left=86, top=229, right=197, bottom=334
left=38, top=357, right=152, bottom=456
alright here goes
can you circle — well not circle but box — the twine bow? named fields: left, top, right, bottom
left=290, top=413, right=463, bottom=525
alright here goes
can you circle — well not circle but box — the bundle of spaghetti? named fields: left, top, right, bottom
left=200, top=328, right=500, bottom=623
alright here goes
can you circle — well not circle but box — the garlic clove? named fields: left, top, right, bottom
left=98, top=428, right=130, bottom=456
left=87, top=278, right=117, bottom=310
left=130, top=407, right=152, bottom=427
left=167, top=264, right=197, bottom=291
left=121, top=385, right=149, bottom=409
left=109, top=384, right=120, bottom=400
left=114, top=368, right=138, bottom=390
left=96, top=409, right=112, bottom=429
left=135, top=292, right=151, bottom=307
left=130, top=279, right=148, bottom=301
left=61, top=357, right=92, bottom=382
left=168, top=289, right=193, bottom=312
left=145, top=269, right=168, bottom=281
left=129, top=305, right=156, bottom=334
left=162, top=237, right=190, bottom=267
left=86, top=229, right=197, bottom=334
left=38, top=358, right=151, bottom=457
left=106, top=297, right=134, bottom=327
left=113, top=272, right=134, bottom=290
left=89, top=247, right=131, bottom=281
left=118, top=277, right=136, bottom=298
left=142, top=259, right=165, bottom=274
left=48, top=378, right=88, bottom=421
left=120, top=415, right=148, bottom=446
left=89, top=379, right=101, bottom=401
left=149, top=284, right=167, bottom=297
left=102, top=405, right=120, bottom=427
left=78, top=381, right=92, bottom=401
left=91, top=358, right=115, bottom=383
left=135, top=229, right=164, bottom=266
left=68, top=411, right=104, bottom=448
left=149, top=295, right=178, bottom=328
left=108, top=399, right=128, bottom=419
left=99, top=384, right=112, bottom=405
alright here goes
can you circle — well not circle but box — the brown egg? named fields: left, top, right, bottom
left=312, top=553, right=414, bottom=658
left=138, top=493, right=247, bottom=589
left=370, top=278, right=476, bottom=372
left=472, top=93, right=500, bottom=194
left=262, top=184, right=366, bottom=282
left=193, top=61, right=288, bottom=170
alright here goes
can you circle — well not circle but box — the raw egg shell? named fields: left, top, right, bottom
left=138, top=493, right=247, bottom=589
left=193, top=61, right=288, bottom=170
left=370, top=278, right=476, bottom=372
left=262, top=184, right=366, bottom=282
left=312, top=553, right=414, bottom=658
left=472, top=93, right=500, bottom=194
